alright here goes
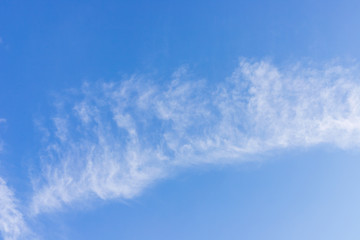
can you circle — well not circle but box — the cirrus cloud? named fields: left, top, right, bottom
left=31, top=59, right=360, bottom=215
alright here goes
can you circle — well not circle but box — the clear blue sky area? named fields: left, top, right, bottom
left=1, top=0, right=360, bottom=239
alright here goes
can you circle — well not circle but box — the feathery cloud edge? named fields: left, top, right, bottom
left=1, top=59, right=360, bottom=239
left=31, top=59, right=360, bottom=216
left=0, top=120, right=32, bottom=240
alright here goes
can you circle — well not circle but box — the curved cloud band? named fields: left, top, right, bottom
left=31, top=59, right=360, bottom=215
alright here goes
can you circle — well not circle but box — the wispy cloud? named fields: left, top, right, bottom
left=0, top=119, right=33, bottom=240
left=31, top=59, right=360, bottom=215
left=0, top=178, right=30, bottom=240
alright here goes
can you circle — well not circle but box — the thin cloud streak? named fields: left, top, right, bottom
left=0, top=120, right=32, bottom=240
left=31, top=59, right=360, bottom=215
left=0, top=179, right=30, bottom=240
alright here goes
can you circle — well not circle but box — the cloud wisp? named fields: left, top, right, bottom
left=31, top=59, right=360, bottom=215
left=0, top=120, right=32, bottom=240
left=0, top=178, right=30, bottom=240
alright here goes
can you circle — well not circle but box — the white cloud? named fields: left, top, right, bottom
left=0, top=178, right=30, bottom=240
left=31, top=59, right=360, bottom=215
left=0, top=120, right=35, bottom=240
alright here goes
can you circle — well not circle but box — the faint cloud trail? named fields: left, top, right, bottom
left=0, top=120, right=33, bottom=240
left=31, top=59, right=360, bottom=215
left=0, top=178, right=30, bottom=240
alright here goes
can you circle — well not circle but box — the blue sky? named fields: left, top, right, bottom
left=1, top=0, right=360, bottom=239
